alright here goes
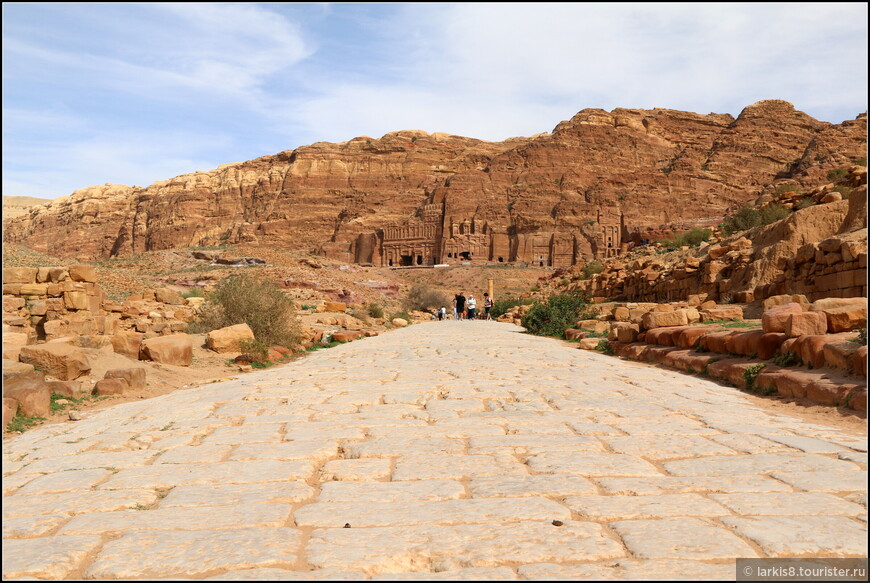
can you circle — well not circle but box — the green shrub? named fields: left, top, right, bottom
left=181, top=288, right=204, bottom=299
left=186, top=273, right=300, bottom=348
left=239, top=338, right=270, bottom=363
left=771, top=350, right=800, bottom=367
left=366, top=302, right=384, bottom=319
left=827, top=168, right=847, bottom=182
left=521, top=292, right=592, bottom=338
left=794, top=198, right=816, bottom=210
left=595, top=339, right=615, bottom=355
left=743, top=363, right=766, bottom=392
left=390, top=310, right=412, bottom=323
left=720, top=203, right=790, bottom=236
left=853, top=328, right=867, bottom=346
left=658, top=227, right=712, bottom=250
left=580, top=261, right=604, bottom=280
left=773, top=184, right=801, bottom=196
left=404, top=284, right=450, bottom=312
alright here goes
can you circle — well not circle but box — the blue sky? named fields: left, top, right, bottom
left=3, top=2, right=867, bottom=199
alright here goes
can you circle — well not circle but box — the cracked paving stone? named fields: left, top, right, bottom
left=85, top=527, right=303, bottom=579
left=565, top=494, right=731, bottom=520
left=517, top=559, right=736, bottom=580
left=709, top=492, right=866, bottom=516
left=319, top=459, right=392, bottom=481
left=721, top=516, right=868, bottom=556
left=3, top=535, right=102, bottom=579
left=610, top=517, right=758, bottom=559
left=305, top=521, right=625, bottom=574
left=527, top=452, right=661, bottom=476
left=468, top=474, right=596, bottom=498
left=295, top=497, right=571, bottom=528
left=317, top=480, right=465, bottom=503
left=159, top=482, right=315, bottom=508
left=771, top=471, right=868, bottom=493
left=97, top=459, right=315, bottom=489
left=662, top=453, right=861, bottom=476
left=595, top=475, right=791, bottom=495
left=3, top=489, right=158, bottom=518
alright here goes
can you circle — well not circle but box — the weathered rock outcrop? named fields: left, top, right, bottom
left=5, top=102, right=866, bottom=268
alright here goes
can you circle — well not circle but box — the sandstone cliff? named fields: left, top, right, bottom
left=4, top=101, right=866, bottom=266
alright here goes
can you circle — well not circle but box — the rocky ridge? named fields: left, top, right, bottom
left=4, top=101, right=866, bottom=265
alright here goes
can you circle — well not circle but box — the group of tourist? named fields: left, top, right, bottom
left=435, top=292, right=494, bottom=321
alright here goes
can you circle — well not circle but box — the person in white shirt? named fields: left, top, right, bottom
left=466, top=294, right=477, bottom=320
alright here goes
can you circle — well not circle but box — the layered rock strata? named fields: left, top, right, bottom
left=4, top=102, right=866, bottom=269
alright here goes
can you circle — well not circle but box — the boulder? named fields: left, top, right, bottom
left=332, top=331, right=364, bottom=342
left=784, top=312, right=828, bottom=338
left=155, top=288, right=186, bottom=305
left=821, top=306, right=867, bottom=333
left=612, top=306, right=630, bottom=321
left=18, top=344, right=91, bottom=380
left=2, top=360, right=35, bottom=380
left=852, top=346, right=867, bottom=378
left=324, top=302, right=347, bottom=313
left=68, top=264, right=98, bottom=283
left=577, top=338, right=601, bottom=350
left=762, top=294, right=810, bottom=312
left=616, top=324, right=640, bottom=344
left=2, top=332, right=29, bottom=361
left=821, top=341, right=862, bottom=374
left=3, top=397, right=18, bottom=430
left=93, top=378, right=129, bottom=396
left=139, top=334, right=193, bottom=366
left=391, top=318, right=408, bottom=327
left=111, top=331, right=145, bottom=359
left=3, top=371, right=51, bottom=417
left=761, top=303, right=804, bottom=333
left=731, top=330, right=766, bottom=356
left=758, top=333, right=788, bottom=360
left=564, top=329, right=590, bottom=341
left=104, top=368, right=147, bottom=390
left=45, top=380, right=89, bottom=399
left=206, top=324, right=255, bottom=353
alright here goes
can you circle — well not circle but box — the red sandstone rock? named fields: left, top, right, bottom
left=3, top=397, right=18, bottom=429
left=762, top=294, right=810, bottom=311
left=139, top=334, right=193, bottom=366
left=332, top=331, right=364, bottom=342
left=700, top=307, right=744, bottom=322
left=641, top=310, right=688, bottom=330
left=674, top=327, right=718, bottom=350
left=3, top=371, right=51, bottom=417
left=104, top=368, right=147, bottom=390
left=784, top=312, right=828, bottom=338
left=564, top=329, right=589, bottom=341
left=68, top=264, right=97, bottom=283
left=93, top=378, right=129, bottom=396
left=206, top=324, right=255, bottom=354
left=111, top=331, right=145, bottom=359
left=18, top=344, right=91, bottom=381
left=44, top=380, right=88, bottom=398
left=761, top=303, right=804, bottom=333
left=851, top=346, right=867, bottom=378
left=758, top=333, right=788, bottom=360
left=821, top=306, right=867, bottom=333
left=706, top=358, right=757, bottom=389
left=821, top=341, right=862, bottom=374
left=731, top=330, right=766, bottom=357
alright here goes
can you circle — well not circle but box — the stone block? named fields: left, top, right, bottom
left=851, top=346, right=867, bottom=378
left=641, top=310, right=688, bottom=330
left=3, top=397, right=17, bottom=429
left=731, top=330, right=766, bottom=356
left=45, top=380, right=89, bottom=398
left=2, top=359, right=34, bottom=380
left=155, top=288, right=186, bottom=305
left=612, top=306, right=630, bottom=321
left=139, top=334, right=193, bottom=366
left=68, top=265, right=98, bottom=283
left=758, top=333, right=788, bottom=360
left=686, top=294, right=708, bottom=307
left=332, top=331, right=364, bottom=343
left=821, top=341, right=862, bottom=373
left=19, top=284, right=49, bottom=296
left=784, top=312, right=828, bottom=338
left=104, top=368, right=147, bottom=390
left=762, top=294, right=810, bottom=312
left=93, top=378, right=129, bottom=396
left=324, top=302, right=347, bottom=313
left=761, top=303, right=803, bottom=333
left=3, top=371, right=51, bottom=417
left=18, top=343, right=91, bottom=381
left=3, top=267, right=37, bottom=284
left=206, top=324, right=255, bottom=354
left=700, top=307, right=744, bottom=322
left=577, top=338, right=601, bottom=350
left=112, top=331, right=145, bottom=359
left=564, top=329, right=589, bottom=341
left=822, top=307, right=867, bottom=333
left=616, top=325, right=640, bottom=344
left=64, top=291, right=89, bottom=310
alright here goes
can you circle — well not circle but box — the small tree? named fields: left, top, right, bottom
left=404, top=284, right=449, bottom=312
left=521, top=291, right=593, bottom=338
left=188, top=273, right=300, bottom=348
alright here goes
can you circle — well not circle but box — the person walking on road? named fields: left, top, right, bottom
left=452, top=295, right=459, bottom=320
left=467, top=294, right=477, bottom=320
left=456, top=292, right=466, bottom=320
left=484, top=292, right=494, bottom=320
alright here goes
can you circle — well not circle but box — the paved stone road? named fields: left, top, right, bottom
left=3, top=321, right=867, bottom=580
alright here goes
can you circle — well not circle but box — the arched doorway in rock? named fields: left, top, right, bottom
left=459, top=251, right=471, bottom=261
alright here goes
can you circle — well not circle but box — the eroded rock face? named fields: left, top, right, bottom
left=4, top=102, right=865, bottom=269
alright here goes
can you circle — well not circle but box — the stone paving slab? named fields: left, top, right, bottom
left=85, top=527, right=303, bottom=579
left=305, top=521, right=625, bottom=574
left=2, top=321, right=866, bottom=580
